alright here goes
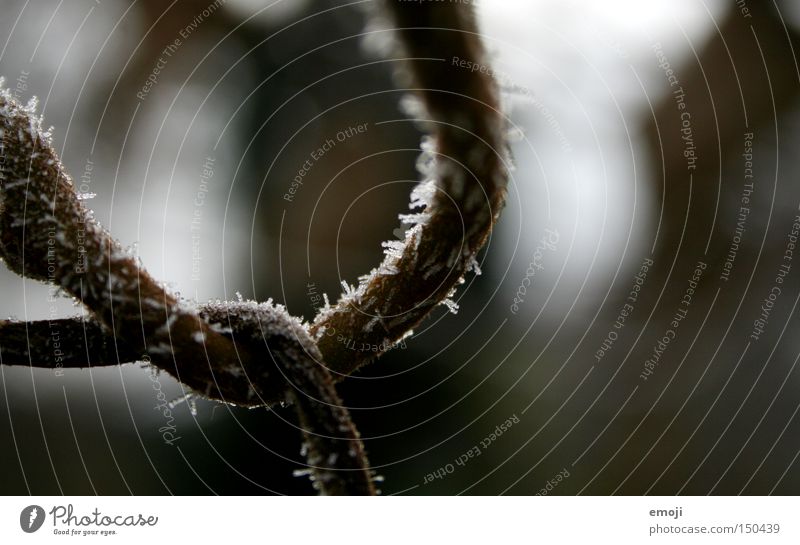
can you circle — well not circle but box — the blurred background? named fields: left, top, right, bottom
left=2, top=0, right=800, bottom=495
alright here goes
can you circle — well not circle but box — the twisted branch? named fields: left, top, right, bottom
left=0, top=90, right=290, bottom=407
left=312, top=1, right=508, bottom=377
left=0, top=88, right=374, bottom=495
left=0, top=317, right=125, bottom=369
left=0, top=0, right=508, bottom=495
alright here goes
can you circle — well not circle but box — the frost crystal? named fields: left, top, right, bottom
left=381, top=239, right=405, bottom=261
left=340, top=281, right=356, bottom=298
left=168, top=393, right=197, bottom=416
left=400, top=94, right=429, bottom=122
left=359, top=1, right=396, bottom=58
left=466, top=256, right=482, bottom=276
left=199, top=297, right=322, bottom=362
left=0, top=82, right=51, bottom=147
left=506, top=125, right=525, bottom=142
left=410, top=179, right=437, bottom=210
left=397, top=212, right=429, bottom=226
left=441, top=286, right=460, bottom=315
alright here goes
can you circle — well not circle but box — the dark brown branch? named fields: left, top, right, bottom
left=199, top=302, right=375, bottom=494
left=284, top=352, right=376, bottom=495
left=0, top=89, right=290, bottom=407
left=0, top=310, right=376, bottom=494
left=0, top=317, right=129, bottom=368
left=0, top=88, right=374, bottom=495
left=310, top=0, right=509, bottom=378
left=0, top=0, right=508, bottom=495
left=1, top=1, right=509, bottom=388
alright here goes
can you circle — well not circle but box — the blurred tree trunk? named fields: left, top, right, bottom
left=646, top=3, right=800, bottom=270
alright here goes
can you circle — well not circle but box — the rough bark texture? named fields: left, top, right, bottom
left=0, top=83, right=375, bottom=496
left=0, top=0, right=508, bottom=496
left=310, top=0, right=509, bottom=378
left=0, top=88, right=286, bottom=407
